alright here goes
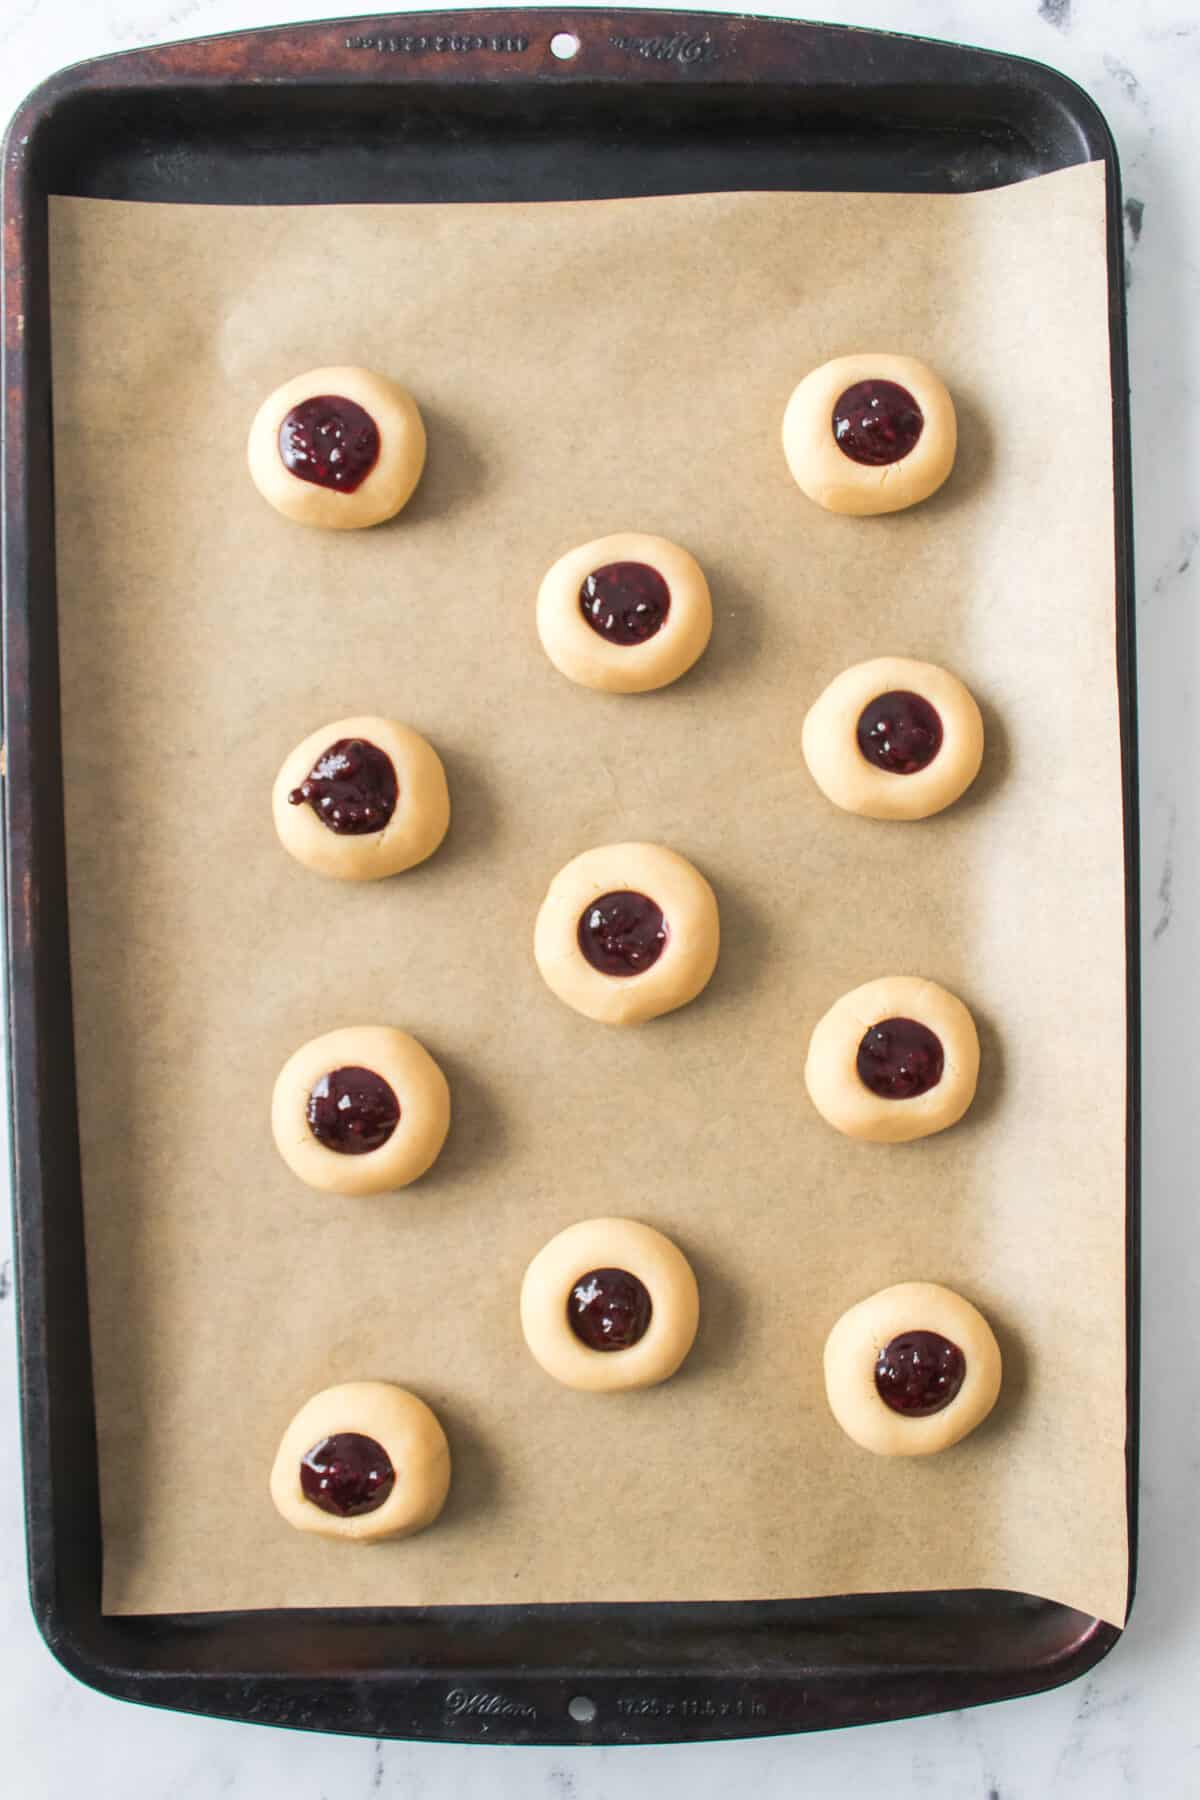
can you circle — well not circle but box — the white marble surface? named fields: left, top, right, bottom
left=2, top=0, right=1197, bottom=1792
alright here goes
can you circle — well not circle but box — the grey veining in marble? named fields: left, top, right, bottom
left=3, top=1, right=1199, bottom=1795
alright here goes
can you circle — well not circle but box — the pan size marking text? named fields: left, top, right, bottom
left=345, top=33, right=529, bottom=55
left=615, top=1694, right=768, bottom=1720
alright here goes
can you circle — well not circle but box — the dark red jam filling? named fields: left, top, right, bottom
left=299, top=1432, right=395, bottom=1516
left=832, top=379, right=924, bottom=466
left=577, top=891, right=668, bottom=977
left=307, top=1066, right=400, bottom=1155
left=856, top=1018, right=944, bottom=1100
left=856, top=691, right=943, bottom=775
left=288, top=737, right=398, bottom=836
left=567, top=1267, right=653, bottom=1352
left=874, top=1331, right=966, bottom=1416
left=579, top=561, right=671, bottom=645
left=278, top=394, right=380, bottom=492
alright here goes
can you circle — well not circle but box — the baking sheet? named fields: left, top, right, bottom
left=47, top=163, right=1127, bottom=1625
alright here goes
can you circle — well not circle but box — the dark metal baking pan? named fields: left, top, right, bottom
left=2, top=8, right=1137, bottom=1746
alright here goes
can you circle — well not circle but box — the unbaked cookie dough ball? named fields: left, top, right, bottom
left=272, top=1026, right=450, bottom=1196
left=270, top=1381, right=451, bottom=1540
left=803, top=657, right=984, bottom=821
left=520, top=1218, right=700, bottom=1392
left=824, top=1282, right=1002, bottom=1456
left=248, top=366, right=426, bottom=529
left=534, top=842, right=719, bottom=1025
left=273, top=715, right=449, bottom=881
left=805, top=976, right=979, bottom=1143
left=537, top=532, right=712, bottom=693
left=782, top=354, right=956, bottom=515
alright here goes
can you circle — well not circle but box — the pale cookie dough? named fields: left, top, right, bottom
left=824, top=1282, right=1003, bottom=1456
left=537, top=532, right=713, bottom=694
left=805, top=975, right=980, bottom=1144
left=782, top=353, right=957, bottom=515
left=534, top=842, right=720, bottom=1025
left=272, top=1025, right=450, bottom=1196
left=247, top=366, right=426, bottom=529
left=803, top=657, right=984, bottom=820
left=273, top=715, right=449, bottom=881
left=270, top=1381, right=451, bottom=1541
left=520, top=1217, right=700, bottom=1392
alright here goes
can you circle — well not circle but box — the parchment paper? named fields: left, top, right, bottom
left=47, top=162, right=1127, bottom=1625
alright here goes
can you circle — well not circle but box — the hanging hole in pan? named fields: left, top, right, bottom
left=551, top=32, right=581, bottom=60
left=568, top=1694, right=597, bottom=1723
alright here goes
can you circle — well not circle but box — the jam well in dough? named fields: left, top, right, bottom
left=567, top=1267, right=654, bottom=1351
left=874, top=1331, right=966, bottom=1417
left=306, top=1066, right=401, bottom=1155
left=832, top=379, right=924, bottom=466
left=579, top=561, right=671, bottom=645
left=288, top=737, right=398, bottom=836
left=299, top=1431, right=396, bottom=1516
left=279, top=395, right=380, bottom=493
left=577, top=891, right=668, bottom=977
left=856, top=691, right=943, bottom=775
left=856, top=1018, right=945, bottom=1100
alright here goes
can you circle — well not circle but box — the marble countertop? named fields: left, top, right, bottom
left=2, top=0, right=1196, bottom=1793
